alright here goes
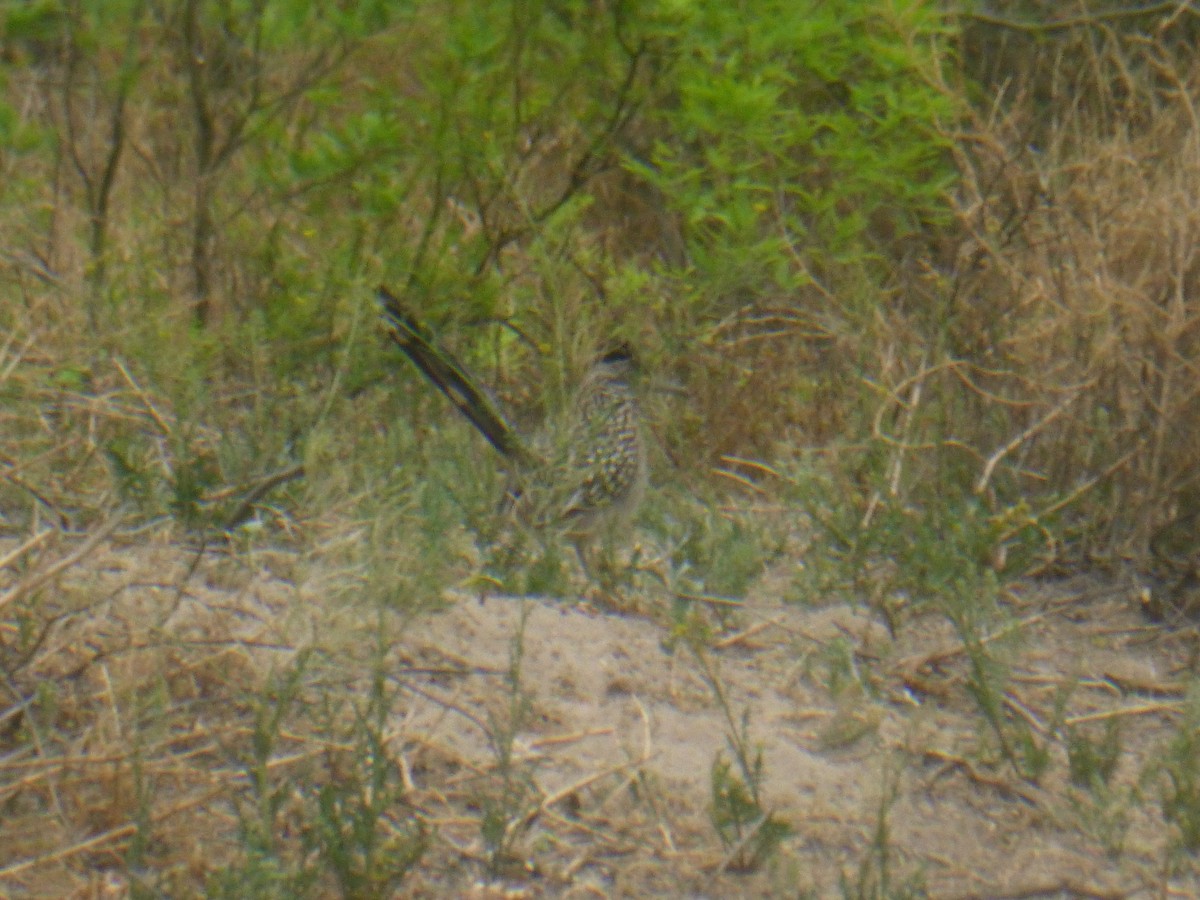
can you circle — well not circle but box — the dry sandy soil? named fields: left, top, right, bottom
left=2, top=525, right=1200, bottom=898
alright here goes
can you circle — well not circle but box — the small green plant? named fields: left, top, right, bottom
left=818, top=635, right=868, bottom=699
left=121, top=743, right=154, bottom=881
left=1065, top=781, right=1134, bottom=860
left=209, top=651, right=317, bottom=899
left=1068, top=718, right=1123, bottom=791
left=206, top=846, right=313, bottom=900
left=690, top=643, right=791, bottom=871
left=1157, top=692, right=1200, bottom=855
left=481, top=531, right=575, bottom=599
left=840, top=756, right=925, bottom=899
left=795, top=441, right=1052, bottom=781
left=103, top=435, right=158, bottom=515
left=305, top=668, right=428, bottom=899
left=955, top=613, right=1050, bottom=783
left=677, top=500, right=781, bottom=599
left=479, top=603, right=538, bottom=879
left=356, top=420, right=499, bottom=613
left=709, top=751, right=792, bottom=872
left=213, top=644, right=427, bottom=900
left=813, top=636, right=880, bottom=751
left=647, top=485, right=781, bottom=634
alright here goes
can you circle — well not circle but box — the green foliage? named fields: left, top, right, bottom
left=259, top=0, right=959, bottom=373
left=818, top=635, right=867, bottom=699
left=840, top=757, right=926, bottom=899
left=495, top=539, right=575, bottom=598
left=0, top=94, right=46, bottom=153
left=792, top=456, right=1052, bottom=778
left=710, top=751, right=792, bottom=872
left=639, top=486, right=784, bottom=634
left=305, top=672, right=429, bottom=898
left=1158, top=691, right=1200, bottom=855
left=207, top=852, right=315, bottom=900
left=690, top=642, right=792, bottom=872
left=479, top=603, right=538, bottom=878
left=956, top=611, right=1050, bottom=782
left=167, top=431, right=222, bottom=528
left=355, top=436, right=490, bottom=614
left=1068, top=719, right=1123, bottom=791
left=211, top=653, right=320, bottom=898
left=104, top=436, right=158, bottom=512
left=782, top=448, right=1021, bottom=625
left=211, top=648, right=428, bottom=898
left=2, top=0, right=65, bottom=43
left=1066, top=723, right=1134, bottom=861
left=642, top=0, right=956, bottom=292
left=0, top=0, right=965, bottom=552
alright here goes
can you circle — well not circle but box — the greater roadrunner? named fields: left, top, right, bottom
left=377, top=287, right=647, bottom=568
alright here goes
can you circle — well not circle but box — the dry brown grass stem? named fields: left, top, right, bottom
left=0, top=330, right=35, bottom=382
left=892, top=609, right=1048, bottom=678
left=867, top=363, right=938, bottom=452
left=941, top=33, right=1200, bottom=553
left=0, top=529, right=55, bottom=572
left=517, top=750, right=655, bottom=835
left=1001, top=690, right=1048, bottom=737
left=716, top=456, right=783, bottom=479
left=0, top=822, right=139, bottom=880
left=670, top=590, right=744, bottom=608
left=919, top=748, right=1047, bottom=808
left=0, top=507, right=125, bottom=612
left=1066, top=702, right=1182, bottom=728
left=528, top=727, right=617, bottom=750
left=113, top=358, right=173, bottom=438
left=975, top=386, right=1088, bottom=495
left=710, top=465, right=769, bottom=495
left=712, top=616, right=787, bottom=651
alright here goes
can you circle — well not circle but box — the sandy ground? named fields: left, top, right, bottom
left=2, top=529, right=1200, bottom=898
left=395, top=570, right=1198, bottom=898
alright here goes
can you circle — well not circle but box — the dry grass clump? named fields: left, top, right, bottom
left=943, top=25, right=1200, bottom=561
left=0, top=514, right=459, bottom=896
left=0, top=325, right=108, bottom=527
left=0, top=316, right=280, bottom=536
left=805, top=19, right=1200, bottom=586
left=0, top=532, right=290, bottom=891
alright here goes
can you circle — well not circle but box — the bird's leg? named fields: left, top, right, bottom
left=570, top=535, right=596, bottom=583
left=596, top=530, right=620, bottom=586
left=572, top=530, right=630, bottom=612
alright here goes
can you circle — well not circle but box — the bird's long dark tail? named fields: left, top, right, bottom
left=377, top=286, right=534, bottom=465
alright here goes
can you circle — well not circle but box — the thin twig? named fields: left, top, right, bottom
left=0, top=508, right=127, bottom=612
left=975, top=388, right=1086, bottom=494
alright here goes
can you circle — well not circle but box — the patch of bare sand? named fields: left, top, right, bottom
left=390, top=565, right=1200, bottom=898
left=400, top=593, right=876, bottom=896
left=3, top=530, right=1200, bottom=897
